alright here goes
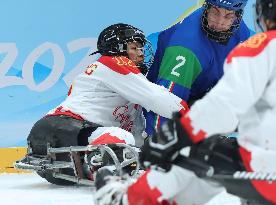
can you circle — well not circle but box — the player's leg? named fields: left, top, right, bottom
left=27, top=115, right=96, bottom=185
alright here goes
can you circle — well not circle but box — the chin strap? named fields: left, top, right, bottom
left=136, top=63, right=148, bottom=75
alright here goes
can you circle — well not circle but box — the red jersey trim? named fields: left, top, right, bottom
left=179, top=100, right=189, bottom=116
left=239, top=146, right=276, bottom=203
left=91, top=133, right=126, bottom=145
left=127, top=170, right=164, bottom=205
left=227, top=31, right=276, bottom=64
left=46, top=106, right=84, bottom=121
left=180, top=115, right=206, bottom=144
left=98, top=56, right=141, bottom=75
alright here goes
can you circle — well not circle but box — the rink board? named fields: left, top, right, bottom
left=0, top=147, right=29, bottom=173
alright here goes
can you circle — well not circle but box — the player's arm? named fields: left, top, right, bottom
left=96, top=56, right=187, bottom=119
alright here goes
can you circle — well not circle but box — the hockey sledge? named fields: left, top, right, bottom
left=14, top=142, right=141, bottom=186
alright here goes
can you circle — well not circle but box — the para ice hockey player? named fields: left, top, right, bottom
left=27, top=23, right=187, bottom=185
left=145, top=0, right=251, bottom=136
left=94, top=0, right=276, bottom=205
left=135, top=0, right=276, bottom=205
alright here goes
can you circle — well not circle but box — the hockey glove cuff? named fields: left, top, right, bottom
left=140, top=112, right=194, bottom=172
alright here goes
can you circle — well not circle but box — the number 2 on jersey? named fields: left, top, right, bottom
left=171, top=55, right=186, bottom=77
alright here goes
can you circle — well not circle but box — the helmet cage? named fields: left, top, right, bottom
left=202, top=1, right=243, bottom=44
left=254, top=1, right=266, bottom=32
left=94, top=23, right=154, bottom=74
left=254, top=0, right=276, bottom=32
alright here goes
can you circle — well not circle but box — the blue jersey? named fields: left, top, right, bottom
left=145, top=7, right=250, bottom=135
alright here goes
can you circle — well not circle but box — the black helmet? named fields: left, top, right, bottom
left=90, top=23, right=154, bottom=74
left=255, top=0, right=276, bottom=31
left=202, top=0, right=248, bottom=44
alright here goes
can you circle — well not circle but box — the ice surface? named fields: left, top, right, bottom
left=0, top=173, right=95, bottom=205
left=0, top=173, right=241, bottom=205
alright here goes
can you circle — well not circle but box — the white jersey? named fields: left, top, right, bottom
left=48, top=56, right=186, bottom=140
left=180, top=31, right=276, bottom=201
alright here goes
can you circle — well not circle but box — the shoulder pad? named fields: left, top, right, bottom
left=98, top=56, right=141, bottom=75
left=226, top=32, right=276, bottom=63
